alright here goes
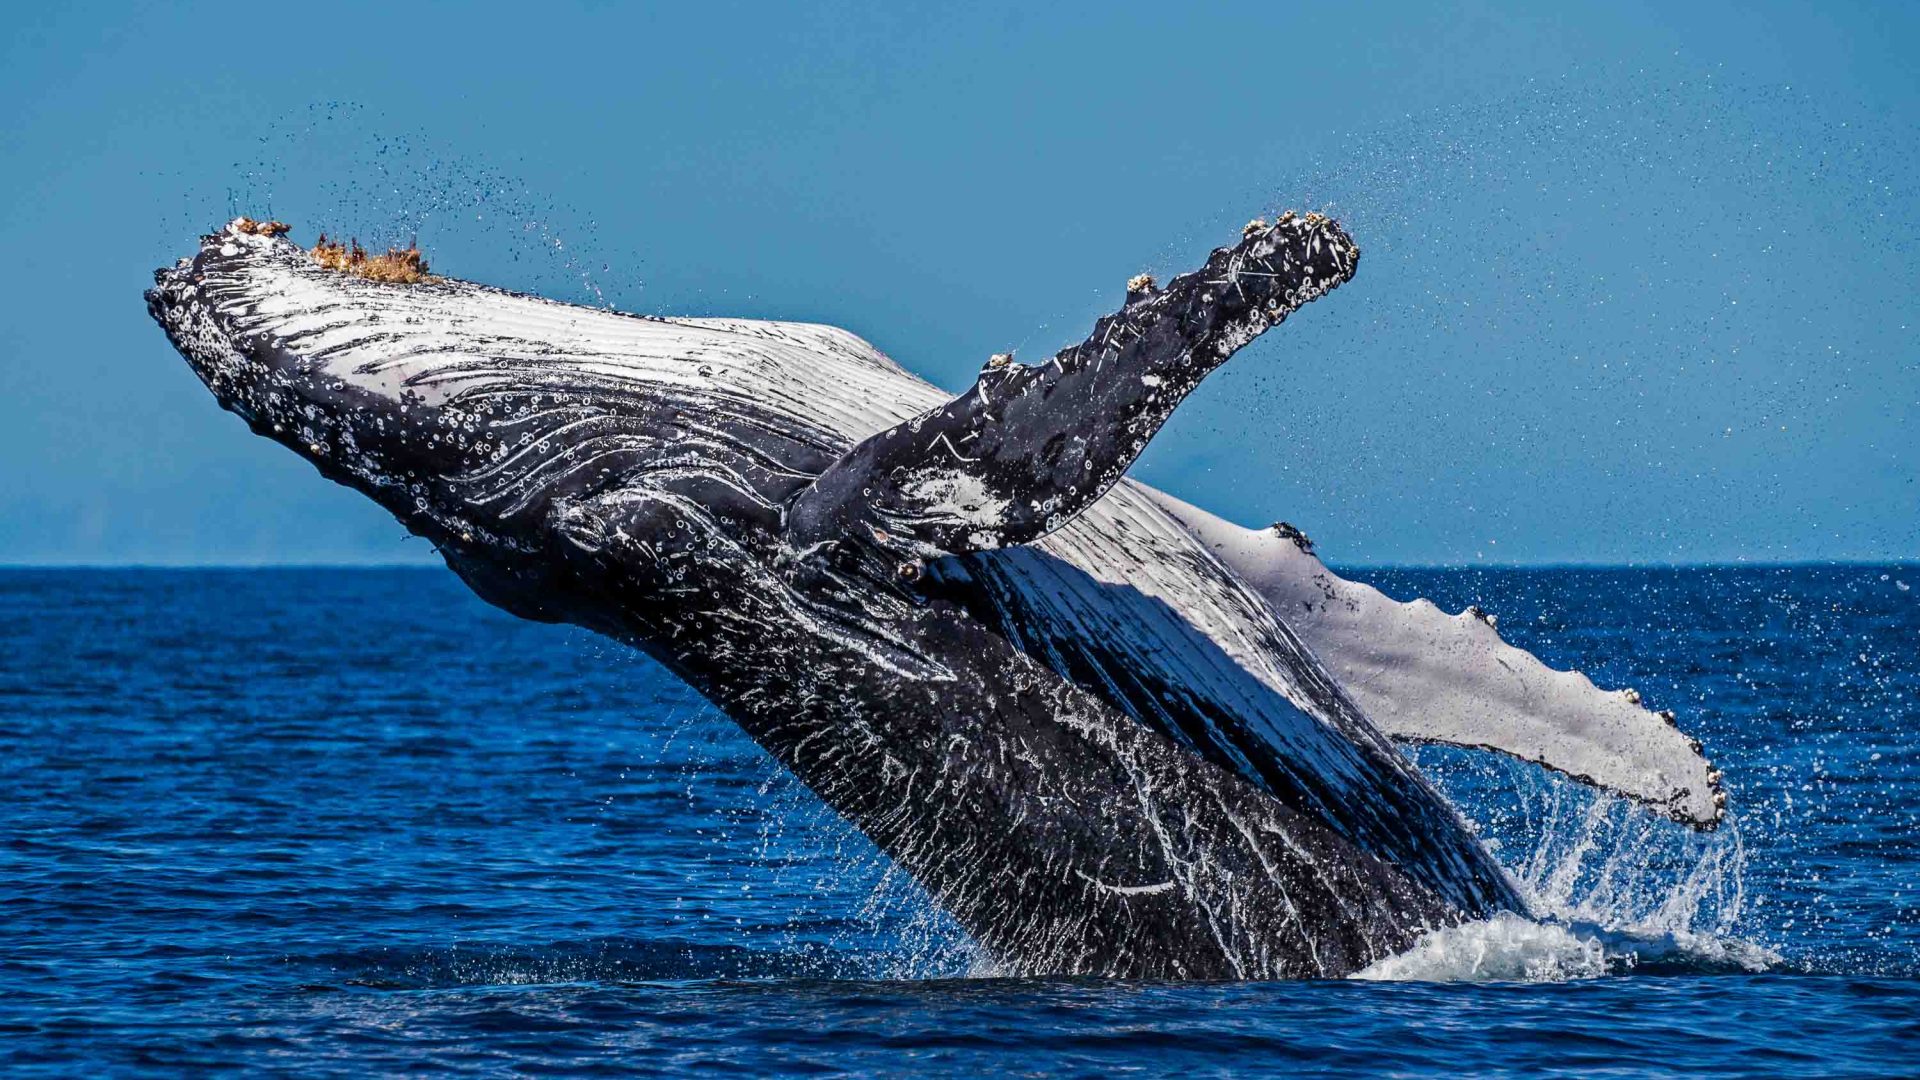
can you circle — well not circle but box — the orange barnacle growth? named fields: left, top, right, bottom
left=310, top=233, right=351, bottom=271
left=233, top=217, right=291, bottom=237
left=309, top=232, right=435, bottom=284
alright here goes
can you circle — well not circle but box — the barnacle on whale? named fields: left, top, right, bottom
left=1269, top=520, right=1315, bottom=554
left=310, top=232, right=434, bottom=284
left=232, top=217, right=290, bottom=237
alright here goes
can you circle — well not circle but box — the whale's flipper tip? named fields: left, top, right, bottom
left=1144, top=488, right=1729, bottom=830
left=787, top=213, right=1361, bottom=578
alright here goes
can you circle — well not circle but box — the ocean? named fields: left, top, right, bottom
left=3, top=565, right=1916, bottom=1076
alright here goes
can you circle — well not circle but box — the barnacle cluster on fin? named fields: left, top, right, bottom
left=1268, top=521, right=1314, bottom=554
left=310, top=233, right=435, bottom=284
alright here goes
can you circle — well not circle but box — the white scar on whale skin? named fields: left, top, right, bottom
left=1140, top=489, right=1724, bottom=827
left=176, top=228, right=1722, bottom=836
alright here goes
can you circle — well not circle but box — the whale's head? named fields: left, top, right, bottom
left=146, top=222, right=542, bottom=562
left=146, top=219, right=919, bottom=616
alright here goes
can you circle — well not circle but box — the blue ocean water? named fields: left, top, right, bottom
left=2, top=565, right=1916, bottom=1076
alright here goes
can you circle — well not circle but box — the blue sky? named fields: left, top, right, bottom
left=1, top=0, right=1914, bottom=565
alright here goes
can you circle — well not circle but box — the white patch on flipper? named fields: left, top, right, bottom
left=900, top=469, right=1011, bottom=528
left=1139, top=488, right=1723, bottom=828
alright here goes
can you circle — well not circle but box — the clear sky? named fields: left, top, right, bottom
left=2, top=0, right=1914, bottom=566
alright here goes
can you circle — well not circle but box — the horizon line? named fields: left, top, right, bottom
left=4, top=559, right=1915, bottom=573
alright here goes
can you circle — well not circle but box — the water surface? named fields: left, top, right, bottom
left=3, top=566, right=1916, bottom=1075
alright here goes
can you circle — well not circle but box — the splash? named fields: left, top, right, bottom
left=1355, top=745, right=1782, bottom=983
left=1353, top=913, right=1608, bottom=982
left=1352, top=911, right=1779, bottom=983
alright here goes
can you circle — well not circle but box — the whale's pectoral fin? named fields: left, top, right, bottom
left=785, top=214, right=1359, bottom=576
left=1141, top=489, right=1729, bottom=829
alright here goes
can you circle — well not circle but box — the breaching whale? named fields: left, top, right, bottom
left=148, top=216, right=1724, bottom=979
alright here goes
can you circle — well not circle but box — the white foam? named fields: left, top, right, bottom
left=1353, top=911, right=1780, bottom=983
left=1353, top=912, right=1609, bottom=982
left=1356, top=775, right=1782, bottom=984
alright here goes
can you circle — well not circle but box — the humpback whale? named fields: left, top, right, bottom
left=148, top=215, right=1723, bottom=979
